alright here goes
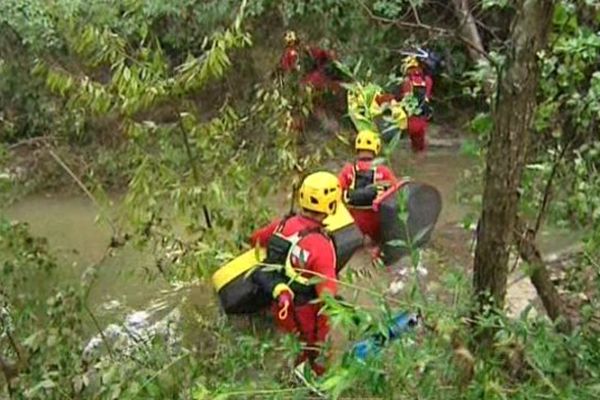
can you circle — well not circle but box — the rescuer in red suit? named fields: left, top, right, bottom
left=398, top=56, right=433, bottom=153
left=280, top=31, right=346, bottom=132
left=338, top=130, right=398, bottom=259
left=250, top=171, right=340, bottom=376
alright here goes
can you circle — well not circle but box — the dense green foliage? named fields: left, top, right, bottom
left=1, top=0, right=600, bottom=399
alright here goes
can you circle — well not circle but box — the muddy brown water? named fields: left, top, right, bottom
left=4, top=195, right=170, bottom=324
left=4, top=148, right=579, bottom=331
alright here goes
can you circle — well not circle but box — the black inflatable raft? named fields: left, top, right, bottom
left=212, top=204, right=363, bottom=315
left=213, top=182, right=442, bottom=315
left=375, top=181, right=442, bottom=265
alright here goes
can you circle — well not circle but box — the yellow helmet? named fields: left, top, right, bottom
left=298, top=172, right=340, bottom=215
left=403, top=56, right=421, bottom=73
left=355, top=130, right=381, bottom=155
left=284, top=30, right=298, bottom=45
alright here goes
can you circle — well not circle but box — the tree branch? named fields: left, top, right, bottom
left=513, top=217, right=573, bottom=333
left=511, top=135, right=575, bottom=332
left=84, top=303, right=116, bottom=361
left=534, top=141, right=572, bottom=234
left=0, top=303, right=28, bottom=396
left=451, top=0, right=488, bottom=63
left=47, top=147, right=119, bottom=235
left=356, top=0, right=496, bottom=65
left=81, top=246, right=116, bottom=361
left=7, top=136, right=53, bottom=150
left=409, top=0, right=423, bottom=25
left=174, top=110, right=212, bottom=229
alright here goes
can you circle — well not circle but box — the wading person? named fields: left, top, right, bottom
left=250, top=171, right=340, bottom=377
left=338, top=130, right=398, bottom=261
left=398, top=56, right=433, bottom=155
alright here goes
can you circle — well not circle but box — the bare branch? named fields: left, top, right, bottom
left=174, top=108, right=212, bottom=229
left=356, top=0, right=496, bottom=65
left=534, top=141, right=572, bottom=234
left=513, top=217, right=573, bottom=333
left=409, top=0, right=422, bottom=25
left=7, top=136, right=53, bottom=150
left=46, top=146, right=119, bottom=234
left=451, top=0, right=488, bottom=63
left=84, top=302, right=116, bottom=361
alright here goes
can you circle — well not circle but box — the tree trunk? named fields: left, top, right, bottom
left=451, top=0, right=487, bottom=64
left=473, top=1, right=555, bottom=311
left=513, top=217, right=573, bottom=333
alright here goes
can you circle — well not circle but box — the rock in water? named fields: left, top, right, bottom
left=83, top=308, right=181, bottom=363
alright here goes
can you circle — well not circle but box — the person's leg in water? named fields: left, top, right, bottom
left=407, top=116, right=428, bottom=159
left=305, top=72, right=343, bottom=134
left=313, top=95, right=341, bottom=133
left=272, top=302, right=330, bottom=376
left=349, top=208, right=382, bottom=267
left=296, top=304, right=330, bottom=376
left=288, top=110, right=307, bottom=145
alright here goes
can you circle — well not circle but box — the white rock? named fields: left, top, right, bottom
left=388, top=280, right=405, bottom=295
left=82, top=307, right=182, bottom=363
left=125, top=311, right=150, bottom=332
left=102, top=300, right=122, bottom=311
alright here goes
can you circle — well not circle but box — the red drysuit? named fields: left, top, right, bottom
left=280, top=46, right=300, bottom=72
left=338, top=159, right=398, bottom=243
left=301, top=47, right=341, bottom=93
left=280, top=45, right=344, bottom=131
left=250, top=214, right=337, bottom=375
left=281, top=45, right=341, bottom=92
left=399, top=69, right=433, bottom=153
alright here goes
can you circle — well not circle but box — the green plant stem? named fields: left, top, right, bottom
left=216, top=386, right=310, bottom=398
left=84, top=303, right=115, bottom=361
left=533, top=142, right=572, bottom=234
left=293, top=267, right=407, bottom=307
left=526, top=357, right=560, bottom=396
left=136, top=352, right=190, bottom=394
left=176, top=111, right=212, bottom=229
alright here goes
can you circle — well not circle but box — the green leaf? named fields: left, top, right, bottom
left=412, top=223, right=433, bottom=244
left=335, top=131, right=351, bottom=145
left=470, top=112, right=493, bottom=136
left=41, top=379, right=56, bottom=389
left=193, top=382, right=212, bottom=400
left=553, top=2, right=571, bottom=26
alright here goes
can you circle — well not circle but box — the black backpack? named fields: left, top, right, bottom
left=420, top=49, right=444, bottom=77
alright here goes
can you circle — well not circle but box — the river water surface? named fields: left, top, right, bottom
left=4, top=147, right=580, bottom=329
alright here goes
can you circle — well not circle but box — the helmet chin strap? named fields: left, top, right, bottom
left=301, top=209, right=328, bottom=222
left=357, top=153, right=375, bottom=161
